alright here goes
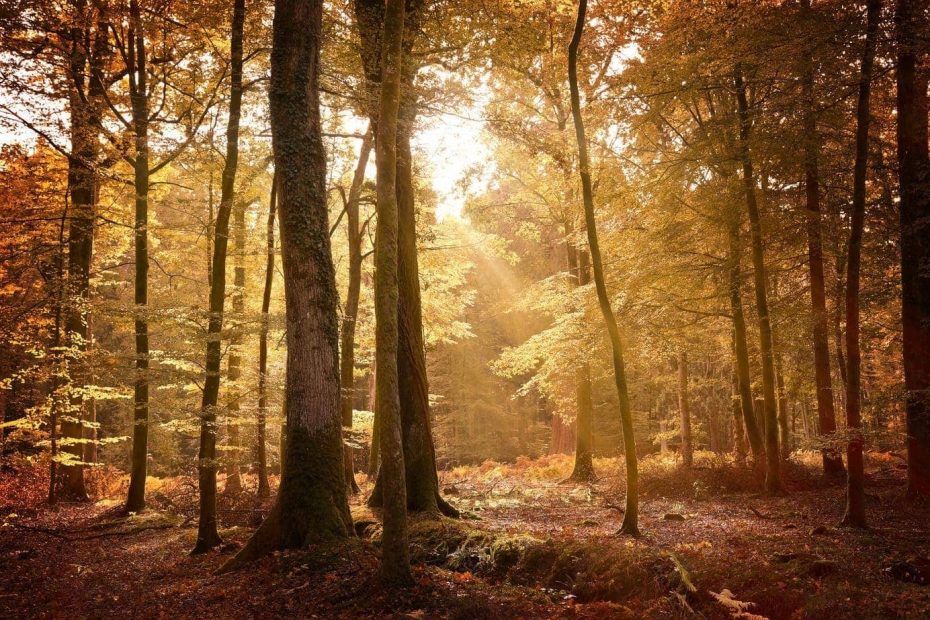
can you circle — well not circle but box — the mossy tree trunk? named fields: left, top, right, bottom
left=221, top=0, right=352, bottom=573
left=355, top=0, right=457, bottom=517
left=373, top=0, right=412, bottom=585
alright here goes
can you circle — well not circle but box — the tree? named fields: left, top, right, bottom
left=800, top=0, right=845, bottom=477
left=221, top=0, right=352, bottom=571
left=373, top=0, right=412, bottom=584
left=256, top=173, right=277, bottom=499
left=355, top=0, right=457, bottom=517
left=568, top=0, right=639, bottom=536
left=841, top=0, right=880, bottom=529
left=734, top=64, right=781, bottom=494
left=895, top=0, right=930, bottom=500
left=678, top=351, right=693, bottom=468
left=193, top=0, right=246, bottom=554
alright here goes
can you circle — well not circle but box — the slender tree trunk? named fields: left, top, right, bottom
left=373, top=0, right=411, bottom=585
left=256, top=174, right=277, bottom=499
left=125, top=0, right=152, bottom=513
left=731, top=371, right=747, bottom=463
left=842, top=0, right=880, bottom=528
left=727, top=217, right=765, bottom=460
left=568, top=0, right=638, bottom=535
left=678, top=351, right=693, bottom=468
left=355, top=0, right=456, bottom=517
left=734, top=65, right=781, bottom=494
left=193, top=0, right=245, bottom=552
left=340, top=132, right=372, bottom=495
left=224, top=194, right=246, bottom=496
left=801, top=0, right=845, bottom=477
left=566, top=222, right=595, bottom=482
left=896, top=0, right=930, bottom=500
left=774, top=340, right=790, bottom=458
left=221, top=0, right=352, bottom=572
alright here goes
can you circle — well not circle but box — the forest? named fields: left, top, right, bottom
left=0, top=0, right=928, bottom=617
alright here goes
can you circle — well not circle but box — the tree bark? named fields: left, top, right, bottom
left=193, top=0, right=245, bottom=553
left=842, top=0, right=880, bottom=528
left=355, top=0, right=457, bottom=517
left=801, top=0, right=845, bottom=477
left=678, top=351, right=693, bottom=469
left=568, top=0, right=639, bottom=536
left=373, top=0, right=412, bottom=585
left=224, top=192, right=246, bottom=496
left=256, top=174, right=277, bottom=499
left=727, top=215, right=765, bottom=461
left=896, top=0, right=930, bottom=500
left=567, top=224, right=595, bottom=482
left=734, top=65, right=781, bottom=494
left=221, top=0, right=351, bottom=573
left=340, top=132, right=372, bottom=496
left=61, top=1, right=107, bottom=501
left=125, top=0, right=152, bottom=514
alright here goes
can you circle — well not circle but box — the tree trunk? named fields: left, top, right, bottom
left=896, top=0, right=930, bottom=500
left=355, top=0, right=456, bottom=517
left=734, top=65, right=781, bottom=494
left=256, top=174, right=277, bottom=499
left=373, top=0, right=412, bottom=584
left=340, top=131, right=372, bottom=495
left=727, top=216, right=765, bottom=461
left=60, top=4, right=107, bottom=501
left=678, top=351, right=693, bottom=469
left=568, top=0, right=639, bottom=536
left=842, top=0, right=880, bottom=528
left=125, top=0, right=152, bottom=514
left=224, top=193, right=246, bottom=496
left=731, top=371, right=747, bottom=463
left=801, top=0, right=845, bottom=477
left=193, top=0, right=245, bottom=552
left=568, top=226, right=595, bottom=482
left=221, top=0, right=351, bottom=573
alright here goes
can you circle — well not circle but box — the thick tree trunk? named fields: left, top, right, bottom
left=734, top=65, right=781, bottom=494
left=340, top=132, right=371, bottom=496
left=256, top=175, right=277, bottom=499
left=60, top=5, right=107, bottom=501
left=801, top=0, right=845, bottom=477
left=568, top=0, right=639, bottom=536
left=727, top=216, right=765, bottom=461
left=221, top=0, right=351, bottom=573
left=678, top=351, right=693, bottom=469
left=193, top=0, right=245, bottom=553
left=125, top=0, right=152, bottom=514
left=842, top=0, right=880, bottom=528
left=373, top=0, right=411, bottom=584
left=896, top=0, right=930, bottom=500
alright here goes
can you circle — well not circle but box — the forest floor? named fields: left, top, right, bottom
left=1, top=451, right=929, bottom=619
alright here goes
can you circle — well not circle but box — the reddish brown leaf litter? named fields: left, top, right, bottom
left=2, top=452, right=929, bottom=618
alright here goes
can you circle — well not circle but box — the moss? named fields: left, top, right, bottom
left=489, top=534, right=543, bottom=575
